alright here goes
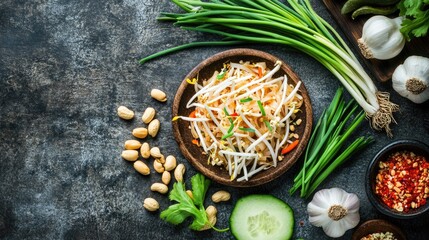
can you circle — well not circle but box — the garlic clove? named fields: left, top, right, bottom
left=322, top=220, right=346, bottom=238
left=342, top=193, right=360, bottom=213
left=343, top=212, right=360, bottom=229
left=308, top=213, right=331, bottom=227
left=402, top=56, right=429, bottom=78
left=307, top=202, right=328, bottom=216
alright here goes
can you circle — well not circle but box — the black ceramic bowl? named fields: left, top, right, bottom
left=366, top=139, right=429, bottom=219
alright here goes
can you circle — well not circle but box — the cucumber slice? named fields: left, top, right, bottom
left=230, top=194, right=294, bottom=240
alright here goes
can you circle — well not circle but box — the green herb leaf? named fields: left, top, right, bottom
left=160, top=173, right=212, bottom=231
left=257, top=100, right=266, bottom=116
left=239, top=97, right=253, bottom=103
left=217, top=68, right=226, bottom=79
left=264, top=120, right=273, bottom=132
left=239, top=127, right=255, bottom=132
left=221, top=131, right=234, bottom=140
left=398, top=0, right=429, bottom=40
left=223, top=107, right=230, bottom=116
left=190, top=173, right=211, bottom=207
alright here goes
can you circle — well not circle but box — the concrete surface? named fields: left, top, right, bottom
left=1, top=0, right=428, bottom=239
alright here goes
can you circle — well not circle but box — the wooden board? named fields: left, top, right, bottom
left=323, top=0, right=429, bottom=82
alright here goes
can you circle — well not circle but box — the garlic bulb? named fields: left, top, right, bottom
left=392, top=55, right=429, bottom=104
left=307, top=188, right=360, bottom=238
left=358, top=16, right=405, bottom=60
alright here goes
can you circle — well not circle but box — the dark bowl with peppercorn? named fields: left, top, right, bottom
left=366, top=139, right=429, bottom=219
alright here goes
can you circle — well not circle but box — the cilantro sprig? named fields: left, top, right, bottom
left=160, top=173, right=229, bottom=232
left=398, top=0, right=429, bottom=40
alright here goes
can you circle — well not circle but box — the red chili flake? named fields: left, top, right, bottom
left=375, top=150, right=429, bottom=212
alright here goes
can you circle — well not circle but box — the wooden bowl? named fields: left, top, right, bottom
left=172, top=48, right=313, bottom=187
left=351, top=219, right=406, bottom=240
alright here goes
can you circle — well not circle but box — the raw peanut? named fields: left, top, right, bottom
left=206, top=205, right=217, bottom=220
left=150, top=147, right=163, bottom=158
left=161, top=171, right=171, bottom=185
left=151, top=182, right=169, bottom=194
left=156, top=155, right=165, bottom=164
left=200, top=205, right=217, bottom=231
left=186, top=190, right=193, bottom=199
left=117, top=106, right=134, bottom=120
left=174, top=163, right=185, bottom=182
left=124, top=140, right=142, bottom=150
left=133, top=160, right=150, bottom=175
left=164, top=155, right=177, bottom=171
left=121, top=150, right=138, bottom=161
left=211, top=190, right=231, bottom=203
left=140, top=142, right=151, bottom=159
left=143, top=198, right=159, bottom=211
left=151, top=89, right=167, bottom=102
left=142, top=107, right=156, bottom=124
left=148, top=119, right=160, bottom=137
left=132, top=127, right=148, bottom=139
left=153, top=160, right=164, bottom=173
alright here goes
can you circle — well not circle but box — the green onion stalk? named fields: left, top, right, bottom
left=289, top=88, right=374, bottom=198
left=140, top=0, right=399, bottom=136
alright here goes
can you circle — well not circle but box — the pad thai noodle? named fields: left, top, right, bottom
left=174, top=60, right=303, bottom=181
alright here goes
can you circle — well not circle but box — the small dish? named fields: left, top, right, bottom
left=172, top=48, right=313, bottom=187
left=366, top=139, right=429, bottom=219
left=351, top=219, right=406, bottom=240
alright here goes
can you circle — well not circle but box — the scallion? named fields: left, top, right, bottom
left=140, top=0, right=399, bottom=136
left=217, top=68, right=227, bottom=80
left=240, top=97, right=253, bottom=103
left=264, top=120, right=273, bottom=132
left=221, top=131, right=234, bottom=140
left=289, top=88, right=374, bottom=198
left=239, top=127, right=255, bottom=132
left=223, top=107, right=230, bottom=116
left=257, top=100, right=266, bottom=116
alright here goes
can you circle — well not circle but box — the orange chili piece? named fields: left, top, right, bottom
left=281, top=139, right=299, bottom=155
left=258, top=66, right=263, bottom=78
left=192, top=139, right=199, bottom=145
left=189, top=110, right=197, bottom=118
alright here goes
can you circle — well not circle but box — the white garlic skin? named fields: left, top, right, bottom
left=307, top=188, right=360, bottom=238
left=392, top=55, right=429, bottom=104
left=359, top=16, right=405, bottom=60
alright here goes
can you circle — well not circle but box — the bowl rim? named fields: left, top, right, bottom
left=365, top=139, right=429, bottom=219
left=351, top=219, right=406, bottom=240
left=171, top=48, right=313, bottom=187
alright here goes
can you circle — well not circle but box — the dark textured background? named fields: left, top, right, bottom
left=0, top=0, right=428, bottom=239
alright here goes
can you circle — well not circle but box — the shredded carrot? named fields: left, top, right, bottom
left=281, top=139, right=299, bottom=155
left=189, top=110, right=197, bottom=118
left=192, top=139, right=199, bottom=145
left=230, top=112, right=238, bottom=117
left=258, top=66, right=263, bottom=78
